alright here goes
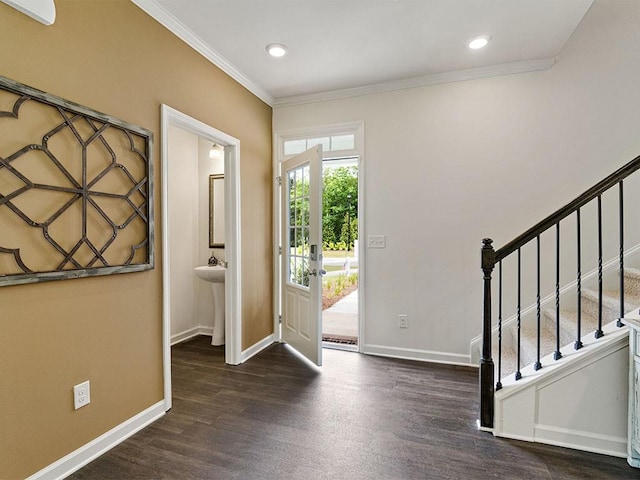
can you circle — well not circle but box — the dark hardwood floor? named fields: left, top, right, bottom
left=68, top=336, right=637, bottom=479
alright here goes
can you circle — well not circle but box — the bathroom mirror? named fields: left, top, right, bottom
left=209, top=174, right=225, bottom=247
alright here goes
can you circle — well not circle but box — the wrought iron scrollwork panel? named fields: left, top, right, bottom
left=0, top=76, right=154, bottom=286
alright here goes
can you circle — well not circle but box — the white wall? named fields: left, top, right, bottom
left=169, top=126, right=223, bottom=340
left=169, top=125, right=199, bottom=338
left=196, top=137, right=225, bottom=334
left=273, top=0, right=640, bottom=364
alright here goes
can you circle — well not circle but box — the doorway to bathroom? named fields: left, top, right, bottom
left=161, top=105, right=243, bottom=410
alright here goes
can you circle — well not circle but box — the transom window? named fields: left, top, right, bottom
left=283, top=133, right=355, bottom=156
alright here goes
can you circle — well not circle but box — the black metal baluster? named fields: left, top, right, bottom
left=619, top=181, right=624, bottom=327
left=554, top=222, right=562, bottom=360
left=596, top=195, right=604, bottom=338
left=534, top=235, right=542, bottom=370
left=496, top=261, right=503, bottom=390
left=515, top=247, right=522, bottom=381
left=575, top=209, right=583, bottom=350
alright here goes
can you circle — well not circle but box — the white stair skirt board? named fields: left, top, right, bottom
left=26, top=401, right=166, bottom=480
left=493, top=324, right=629, bottom=458
left=171, top=326, right=214, bottom=346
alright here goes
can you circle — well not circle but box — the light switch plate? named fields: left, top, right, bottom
left=368, top=235, right=386, bottom=248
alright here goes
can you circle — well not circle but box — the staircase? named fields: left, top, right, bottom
left=497, top=268, right=640, bottom=379
left=478, top=154, right=640, bottom=460
left=476, top=266, right=635, bottom=457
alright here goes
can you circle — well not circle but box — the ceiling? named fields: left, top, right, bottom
left=133, top=0, right=594, bottom=106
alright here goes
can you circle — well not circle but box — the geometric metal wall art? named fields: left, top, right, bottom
left=0, top=75, right=154, bottom=286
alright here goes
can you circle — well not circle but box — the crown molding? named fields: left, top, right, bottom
left=0, top=0, right=56, bottom=25
left=130, top=1, right=557, bottom=110
left=130, top=0, right=274, bottom=106
left=273, top=57, right=557, bottom=108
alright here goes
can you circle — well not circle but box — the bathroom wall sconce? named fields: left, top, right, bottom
left=0, top=0, right=56, bottom=25
left=209, top=143, right=223, bottom=159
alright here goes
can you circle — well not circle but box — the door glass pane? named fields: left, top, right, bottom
left=287, top=164, right=311, bottom=288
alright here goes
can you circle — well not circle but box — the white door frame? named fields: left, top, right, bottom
left=161, top=104, right=242, bottom=411
left=273, top=121, right=365, bottom=351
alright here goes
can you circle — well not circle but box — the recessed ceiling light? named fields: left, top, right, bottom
left=468, top=35, right=491, bottom=50
left=266, top=43, right=287, bottom=58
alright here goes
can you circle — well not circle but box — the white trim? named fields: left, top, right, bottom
left=363, top=344, right=473, bottom=366
left=534, top=424, right=627, bottom=458
left=494, top=422, right=628, bottom=459
left=160, top=105, right=172, bottom=411
left=170, top=326, right=214, bottom=346
left=241, top=334, right=276, bottom=362
left=492, top=327, right=629, bottom=457
left=273, top=122, right=365, bottom=354
left=161, top=105, right=243, bottom=412
left=26, top=401, right=165, bottom=480
left=131, top=0, right=273, bottom=106
left=1, top=0, right=56, bottom=25
left=273, top=58, right=557, bottom=107
left=477, top=425, right=494, bottom=434
left=322, top=341, right=358, bottom=352
left=272, top=136, right=281, bottom=342
left=130, top=4, right=557, bottom=109
left=492, top=431, right=535, bottom=444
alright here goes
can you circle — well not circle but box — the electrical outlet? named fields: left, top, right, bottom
left=398, top=314, right=408, bottom=328
left=73, top=381, right=90, bottom=410
left=368, top=235, right=386, bottom=248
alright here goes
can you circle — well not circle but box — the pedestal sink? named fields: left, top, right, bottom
left=194, top=266, right=225, bottom=346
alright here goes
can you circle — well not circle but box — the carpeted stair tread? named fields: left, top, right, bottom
left=493, top=344, right=518, bottom=380
left=582, top=287, right=640, bottom=320
left=624, top=267, right=640, bottom=282
left=540, top=308, right=598, bottom=347
left=518, top=323, right=558, bottom=366
left=494, top=267, right=640, bottom=382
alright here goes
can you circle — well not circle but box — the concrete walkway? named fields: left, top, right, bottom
left=322, top=289, right=358, bottom=339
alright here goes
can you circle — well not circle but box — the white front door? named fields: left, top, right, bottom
left=280, top=146, right=323, bottom=366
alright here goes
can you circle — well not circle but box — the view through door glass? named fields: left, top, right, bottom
left=288, top=165, right=310, bottom=287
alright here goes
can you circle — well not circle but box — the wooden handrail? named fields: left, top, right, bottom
left=495, top=153, right=640, bottom=262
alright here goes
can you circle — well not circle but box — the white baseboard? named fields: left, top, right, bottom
left=172, top=329, right=274, bottom=363
left=491, top=431, right=535, bottom=444
left=26, top=401, right=166, bottom=480
left=171, top=326, right=213, bottom=345
left=534, top=424, right=627, bottom=458
left=363, top=344, right=472, bottom=366
left=241, top=334, right=276, bottom=362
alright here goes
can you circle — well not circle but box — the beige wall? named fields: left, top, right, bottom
left=0, top=1, right=272, bottom=478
